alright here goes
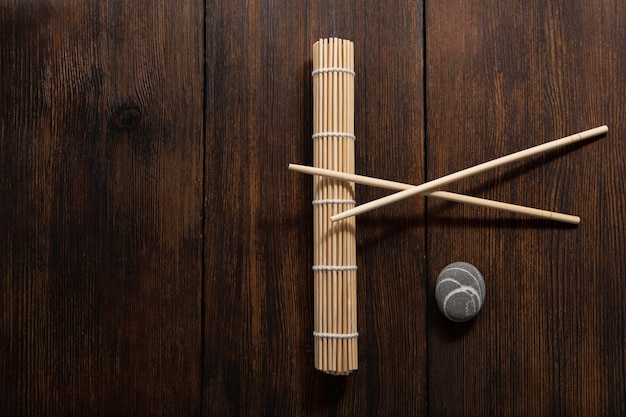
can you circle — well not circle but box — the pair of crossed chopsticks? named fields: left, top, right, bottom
left=289, top=126, right=608, bottom=225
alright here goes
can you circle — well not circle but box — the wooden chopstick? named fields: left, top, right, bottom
left=289, top=164, right=581, bottom=224
left=328, top=126, right=608, bottom=222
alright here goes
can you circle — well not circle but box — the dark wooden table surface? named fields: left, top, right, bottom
left=2, top=1, right=624, bottom=416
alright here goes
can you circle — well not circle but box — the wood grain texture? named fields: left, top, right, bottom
left=204, top=0, right=425, bottom=415
left=426, top=0, right=626, bottom=415
left=0, top=1, right=203, bottom=415
left=3, top=0, right=625, bottom=415
left=204, top=1, right=311, bottom=414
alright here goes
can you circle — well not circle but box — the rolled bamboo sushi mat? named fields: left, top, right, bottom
left=312, top=38, right=357, bottom=375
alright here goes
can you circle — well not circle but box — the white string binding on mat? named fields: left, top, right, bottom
left=312, top=132, right=356, bottom=140
left=312, top=199, right=356, bottom=205
left=311, top=67, right=356, bottom=77
left=313, top=332, right=359, bottom=339
left=313, top=265, right=358, bottom=271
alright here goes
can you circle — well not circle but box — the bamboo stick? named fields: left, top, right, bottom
left=331, top=126, right=608, bottom=221
left=289, top=164, right=581, bottom=224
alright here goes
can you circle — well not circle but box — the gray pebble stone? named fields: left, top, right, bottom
left=435, top=262, right=485, bottom=322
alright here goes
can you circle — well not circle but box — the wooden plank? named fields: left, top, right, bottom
left=204, top=0, right=426, bottom=415
left=426, top=0, right=626, bottom=415
left=353, top=1, right=427, bottom=415
left=204, top=1, right=310, bottom=414
left=204, top=1, right=317, bottom=414
left=0, top=1, right=203, bottom=414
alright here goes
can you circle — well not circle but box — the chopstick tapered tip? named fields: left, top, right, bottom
left=565, top=215, right=581, bottom=225
left=579, top=125, right=608, bottom=140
